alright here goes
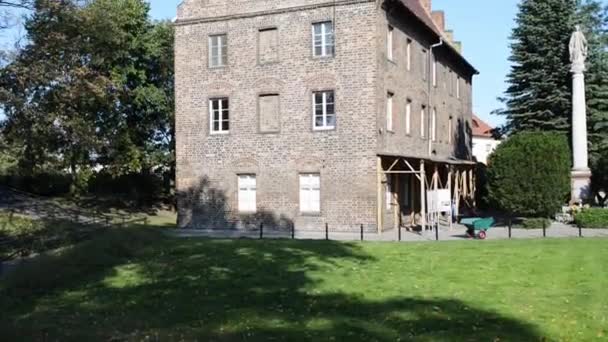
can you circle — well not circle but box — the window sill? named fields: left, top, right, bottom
left=209, top=65, right=227, bottom=70
left=300, top=212, right=322, bottom=217
left=210, top=131, right=230, bottom=136
left=312, top=55, right=335, bottom=60
left=313, top=127, right=336, bottom=132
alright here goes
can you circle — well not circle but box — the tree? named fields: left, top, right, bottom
left=496, top=0, right=577, bottom=134
left=487, top=133, right=571, bottom=218
left=0, top=0, right=32, bottom=29
left=0, top=0, right=174, bottom=195
left=578, top=0, right=608, bottom=164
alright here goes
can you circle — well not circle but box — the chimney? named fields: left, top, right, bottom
left=420, top=0, right=432, bottom=13
left=431, top=11, right=445, bottom=32
left=444, top=30, right=454, bottom=43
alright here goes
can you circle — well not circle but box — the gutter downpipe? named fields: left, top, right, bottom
left=428, top=38, right=443, bottom=156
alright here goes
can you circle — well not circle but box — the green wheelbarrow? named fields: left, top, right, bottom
left=461, top=217, right=496, bottom=240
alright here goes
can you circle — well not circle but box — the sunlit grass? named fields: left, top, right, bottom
left=1, top=230, right=606, bottom=341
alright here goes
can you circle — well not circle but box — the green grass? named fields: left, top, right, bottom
left=1, top=230, right=607, bottom=341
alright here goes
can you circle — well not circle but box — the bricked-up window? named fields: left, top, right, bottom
left=448, top=116, right=453, bottom=144
left=238, top=175, right=257, bottom=213
left=432, top=57, right=437, bottom=87
left=312, top=90, right=335, bottom=130
left=258, top=28, right=278, bottom=64
left=300, top=174, right=320, bottom=213
left=456, top=76, right=461, bottom=99
left=431, top=108, right=437, bottom=142
left=405, top=99, right=412, bottom=135
left=406, top=38, right=412, bottom=71
left=420, top=105, right=426, bottom=138
left=312, top=21, right=334, bottom=57
left=448, top=69, right=454, bottom=96
left=258, top=94, right=280, bottom=132
left=387, top=25, right=394, bottom=61
left=386, top=92, right=394, bottom=132
left=422, top=49, right=428, bottom=81
left=209, top=98, right=229, bottom=134
left=209, top=34, right=227, bottom=67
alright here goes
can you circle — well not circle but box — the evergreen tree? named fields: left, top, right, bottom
left=496, top=0, right=577, bottom=134
left=578, top=0, right=608, bottom=164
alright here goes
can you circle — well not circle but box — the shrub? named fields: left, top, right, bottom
left=487, top=132, right=570, bottom=218
left=591, top=149, right=608, bottom=206
left=574, top=208, right=608, bottom=229
left=0, top=173, right=72, bottom=196
left=522, top=218, right=552, bottom=229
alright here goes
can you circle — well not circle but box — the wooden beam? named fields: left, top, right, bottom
left=420, top=160, right=426, bottom=231
left=387, top=159, right=399, bottom=173
left=394, top=175, right=400, bottom=230
left=448, top=166, right=453, bottom=231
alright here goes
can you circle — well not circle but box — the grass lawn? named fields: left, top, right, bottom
left=1, top=230, right=606, bottom=341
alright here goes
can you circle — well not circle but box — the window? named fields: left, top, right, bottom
left=387, top=25, right=394, bottom=61
left=431, top=108, right=437, bottom=142
left=258, top=94, right=280, bottom=132
left=238, top=175, right=257, bottom=213
left=300, top=174, right=320, bottom=213
left=258, top=28, right=278, bottom=64
left=386, top=92, right=394, bottom=132
left=385, top=175, right=393, bottom=210
left=456, top=76, right=461, bottom=99
left=312, top=22, right=334, bottom=57
left=406, top=39, right=412, bottom=71
left=209, top=98, right=229, bottom=134
left=420, top=105, right=426, bottom=138
left=405, top=99, right=412, bottom=135
left=312, top=90, right=336, bottom=130
left=432, top=57, right=437, bottom=87
left=448, top=116, right=453, bottom=144
left=448, top=69, right=454, bottom=96
left=209, top=34, right=227, bottom=67
left=422, top=49, right=428, bottom=80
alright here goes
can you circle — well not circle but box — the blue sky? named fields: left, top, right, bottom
left=149, top=0, right=519, bottom=128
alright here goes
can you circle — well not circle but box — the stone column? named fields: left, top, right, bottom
left=570, top=62, right=591, bottom=204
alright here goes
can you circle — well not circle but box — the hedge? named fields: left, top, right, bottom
left=575, top=209, right=608, bottom=229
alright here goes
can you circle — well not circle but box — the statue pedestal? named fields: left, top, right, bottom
left=571, top=169, right=592, bottom=205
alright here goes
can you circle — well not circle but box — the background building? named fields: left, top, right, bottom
left=175, top=0, right=478, bottom=232
left=472, top=115, right=501, bottom=164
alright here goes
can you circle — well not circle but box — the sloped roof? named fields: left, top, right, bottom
left=472, top=115, right=494, bottom=138
left=394, top=0, right=478, bottom=75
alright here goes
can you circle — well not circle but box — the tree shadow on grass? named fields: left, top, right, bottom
left=0, top=231, right=546, bottom=341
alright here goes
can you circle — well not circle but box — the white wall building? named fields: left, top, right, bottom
left=472, top=115, right=501, bottom=164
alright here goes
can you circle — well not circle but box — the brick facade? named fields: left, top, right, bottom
left=175, top=0, right=477, bottom=231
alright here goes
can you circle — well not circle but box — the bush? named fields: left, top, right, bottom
left=487, top=132, right=570, bottom=218
left=591, top=149, right=608, bottom=206
left=522, top=218, right=552, bottom=229
left=574, top=208, right=608, bottom=229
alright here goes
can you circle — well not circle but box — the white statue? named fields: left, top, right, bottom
left=569, top=25, right=588, bottom=67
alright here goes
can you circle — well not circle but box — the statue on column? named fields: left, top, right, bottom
left=569, top=25, right=591, bottom=204
left=569, top=25, right=588, bottom=71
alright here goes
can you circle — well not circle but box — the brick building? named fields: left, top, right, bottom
left=175, top=0, right=478, bottom=232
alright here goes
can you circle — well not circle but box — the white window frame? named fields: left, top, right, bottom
left=312, top=90, right=336, bottom=131
left=208, top=34, right=227, bottom=68
left=312, top=21, right=334, bottom=57
left=299, top=173, right=321, bottom=213
left=431, top=108, right=437, bottom=142
left=387, top=25, right=394, bottom=61
left=405, top=99, right=411, bottom=135
left=209, top=98, right=229, bottom=134
left=421, top=106, right=426, bottom=138
left=386, top=92, right=394, bottom=132
left=406, top=39, right=412, bottom=71
left=237, top=175, right=257, bottom=213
